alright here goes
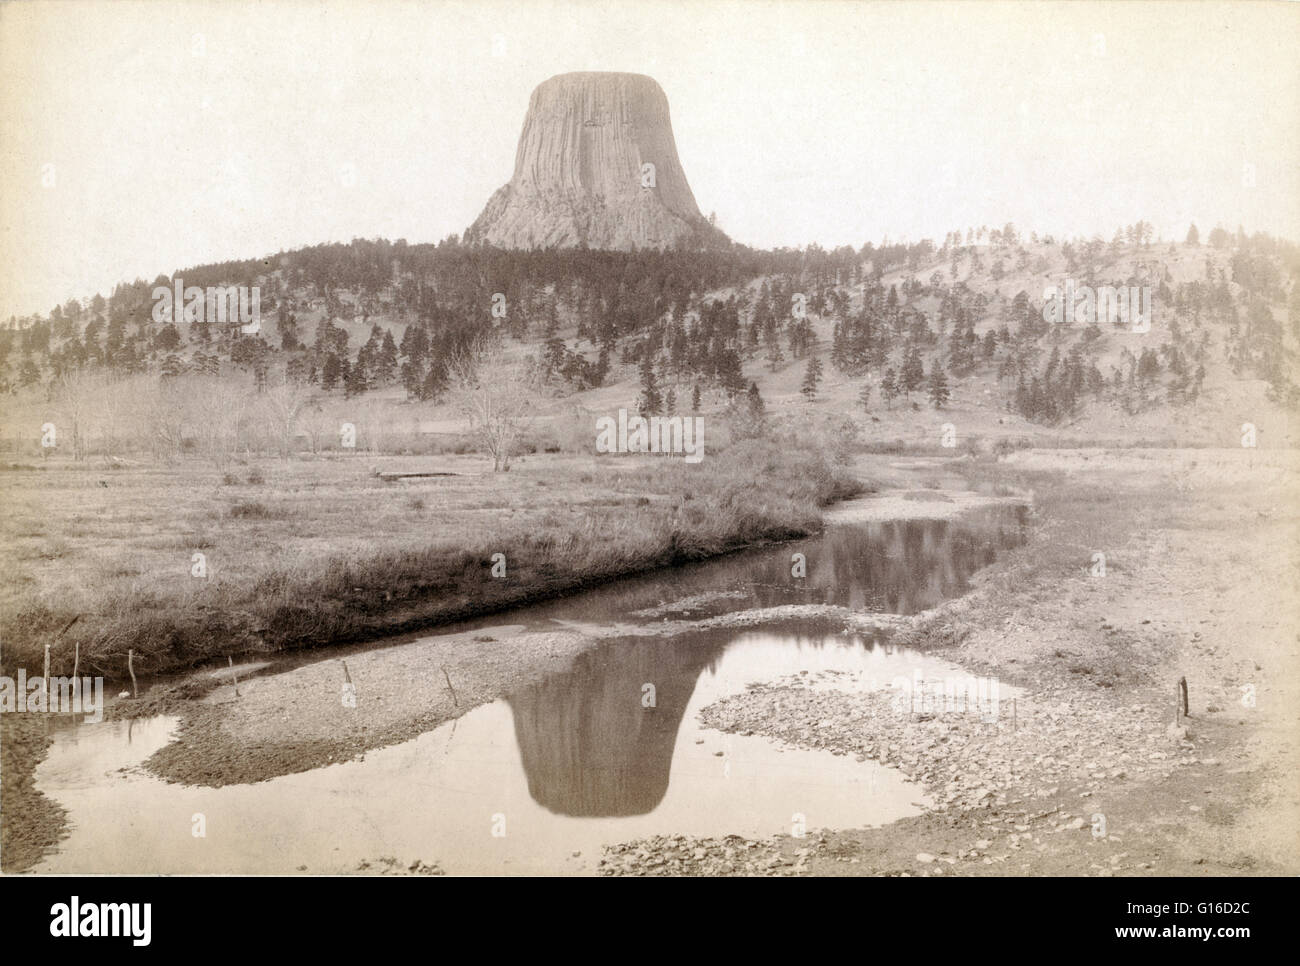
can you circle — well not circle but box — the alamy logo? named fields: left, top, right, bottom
left=595, top=409, right=705, bottom=463
left=152, top=278, right=261, bottom=333
left=1042, top=280, right=1151, bottom=332
left=0, top=670, right=104, bottom=722
left=50, top=897, right=151, bottom=946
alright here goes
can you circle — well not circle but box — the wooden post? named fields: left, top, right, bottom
left=58, top=615, right=81, bottom=703
left=442, top=665, right=459, bottom=707
left=1013, top=697, right=1017, bottom=732
left=43, top=644, right=50, bottom=709
left=340, top=659, right=356, bottom=706
left=228, top=655, right=240, bottom=698
left=128, top=649, right=138, bottom=699
left=1177, top=676, right=1189, bottom=723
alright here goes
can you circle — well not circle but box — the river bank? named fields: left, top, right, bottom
left=8, top=448, right=1294, bottom=876
left=0, top=437, right=864, bottom=682
left=602, top=449, right=1300, bottom=876
left=0, top=456, right=1003, bottom=872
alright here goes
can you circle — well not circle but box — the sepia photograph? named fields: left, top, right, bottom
left=0, top=0, right=1296, bottom=930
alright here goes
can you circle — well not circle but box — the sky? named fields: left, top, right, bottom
left=1, top=0, right=1297, bottom=319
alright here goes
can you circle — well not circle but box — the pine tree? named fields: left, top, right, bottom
left=901, top=346, right=925, bottom=395
left=881, top=368, right=898, bottom=408
left=344, top=356, right=367, bottom=398
left=321, top=352, right=342, bottom=391
left=831, top=321, right=847, bottom=373
left=800, top=353, right=823, bottom=401
left=374, top=330, right=398, bottom=384
left=858, top=380, right=872, bottom=413
left=638, top=350, right=661, bottom=414
left=543, top=294, right=559, bottom=338
left=665, top=386, right=677, bottom=413
left=715, top=346, right=747, bottom=397
left=927, top=361, right=950, bottom=409
left=747, top=380, right=764, bottom=417
left=544, top=337, right=567, bottom=379
left=982, top=329, right=998, bottom=359
left=765, top=335, right=785, bottom=371
left=691, top=383, right=702, bottom=412
left=421, top=361, right=447, bottom=402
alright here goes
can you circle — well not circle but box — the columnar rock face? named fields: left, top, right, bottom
left=466, top=72, right=720, bottom=251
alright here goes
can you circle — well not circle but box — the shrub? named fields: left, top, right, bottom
left=228, top=501, right=280, bottom=519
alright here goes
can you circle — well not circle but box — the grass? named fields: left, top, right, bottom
left=0, top=434, right=865, bottom=679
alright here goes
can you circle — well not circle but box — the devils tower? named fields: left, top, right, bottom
left=466, top=72, right=723, bottom=251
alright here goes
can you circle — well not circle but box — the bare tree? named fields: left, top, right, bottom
left=353, top=396, right=392, bottom=456
left=187, top=373, right=252, bottom=468
left=96, top=374, right=142, bottom=460
left=449, top=337, right=540, bottom=471
left=144, top=377, right=189, bottom=463
left=52, top=368, right=96, bottom=460
left=299, top=403, right=332, bottom=455
left=260, top=375, right=311, bottom=459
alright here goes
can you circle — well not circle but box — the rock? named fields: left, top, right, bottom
left=916, top=852, right=937, bottom=863
left=466, top=72, right=723, bottom=251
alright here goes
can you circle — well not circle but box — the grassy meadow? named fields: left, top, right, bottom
left=0, top=432, right=863, bottom=680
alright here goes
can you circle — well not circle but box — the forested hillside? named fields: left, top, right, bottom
left=3, top=223, right=1297, bottom=456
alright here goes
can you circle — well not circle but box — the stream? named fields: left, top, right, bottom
left=32, top=503, right=1028, bottom=874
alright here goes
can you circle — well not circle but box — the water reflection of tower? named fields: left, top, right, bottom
left=506, top=633, right=727, bottom=817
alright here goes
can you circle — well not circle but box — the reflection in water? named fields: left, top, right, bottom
left=32, top=632, right=942, bottom=875
left=510, top=635, right=724, bottom=816
left=743, top=507, right=1027, bottom=614
left=504, top=506, right=1025, bottom=820
left=496, top=505, right=1028, bottom=626
left=30, top=505, right=1028, bottom=873
left=508, top=625, right=895, bottom=818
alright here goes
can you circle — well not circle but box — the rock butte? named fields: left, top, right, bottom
left=466, top=71, right=723, bottom=251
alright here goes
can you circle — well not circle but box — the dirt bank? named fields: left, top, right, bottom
left=603, top=450, right=1300, bottom=876
left=11, top=449, right=1294, bottom=876
left=0, top=715, right=67, bottom=873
